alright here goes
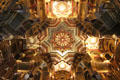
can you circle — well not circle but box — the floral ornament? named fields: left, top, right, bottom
left=51, top=30, right=74, bottom=51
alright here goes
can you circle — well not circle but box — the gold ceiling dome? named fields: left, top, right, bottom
left=0, top=0, right=120, bottom=80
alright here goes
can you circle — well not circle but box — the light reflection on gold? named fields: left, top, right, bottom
left=97, top=70, right=109, bottom=73
left=52, top=1, right=72, bottom=18
left=85, top=36, right=99, bottom=49
left=17, top=70, right=29, bottom=73
left=59, top=61, right=66, bottom=69
left=54, top=61, right=71, bottom=72
left=45, top=0, right=51, bottom=2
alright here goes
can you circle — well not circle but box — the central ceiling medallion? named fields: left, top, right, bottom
left=51, top=30, right=74, bottom=51
left=44, top=22, right=81, bottom=53
left=52, top=1, right=72, bottom=18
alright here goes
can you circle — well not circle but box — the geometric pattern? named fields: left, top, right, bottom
left=51, top=30, right=74, bottom=51
left=44, top=21, right=81, bottom=52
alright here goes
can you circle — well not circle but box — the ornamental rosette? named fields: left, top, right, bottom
left=51, top=30, right=74, bottom=51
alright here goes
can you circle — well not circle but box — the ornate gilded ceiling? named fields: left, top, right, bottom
left=21, top=0, right=101, bottom=77
left=0, top=0, right=120, bottom=80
